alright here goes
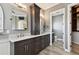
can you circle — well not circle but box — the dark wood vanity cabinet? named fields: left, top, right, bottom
left=14, top=44, right=26, bottom=55
left=14, top=34, right=50, bottom=55
left=71, top=5, right=79, bottom=31
left=30, top=4, right=40, bottom=35
left=52, top=33, right=54, bottom=43
left=14, top=39, right=36, bottom=55
left=14, top=40, right=29, bottom=55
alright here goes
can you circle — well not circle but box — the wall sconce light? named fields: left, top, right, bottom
left=40, top=13, right=44, bottom=18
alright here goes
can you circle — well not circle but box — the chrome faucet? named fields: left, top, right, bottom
left=17, top=33, right=25, bottom=38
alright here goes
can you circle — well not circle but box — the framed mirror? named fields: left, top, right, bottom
left=15, top=15, right=27, bottom=30
left=11, top=14, right=28, bottom=31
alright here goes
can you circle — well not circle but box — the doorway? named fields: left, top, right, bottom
left=52, top=14, right=63, bottom=42
left=50, top=8, right=66, bottom=51
left=68, top=3, right=79, bottom=54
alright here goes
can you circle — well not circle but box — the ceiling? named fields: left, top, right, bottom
left=36, top=3, right=58, bottom=10
left=14, top=3, right=59, bottom=10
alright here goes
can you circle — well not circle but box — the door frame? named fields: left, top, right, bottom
left=67, top=3, right=78, bottom=52
left=50, top=8, right=66, bottom=51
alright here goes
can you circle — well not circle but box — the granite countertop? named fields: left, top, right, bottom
left=0, top=32, right=54, bottom=43
left=10, top=32, right=52, bottom=42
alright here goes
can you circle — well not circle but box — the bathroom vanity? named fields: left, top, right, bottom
left=0, top=32, right=55, bottom=55
left=0, top=33, right=51, bottom=55
left=0, top=4, right=53, bottom=55
left=10, top=33, right=50, bottom=55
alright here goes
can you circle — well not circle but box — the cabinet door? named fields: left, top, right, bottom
left=41, top=36, right=45, bottom=50
left=35, top=6, right=40, bottom=35
left=44, top=35, right=50, bottom=48
left=27, top=39, right=36, bottom=55
left=46, top=35, right=50, bottom=46
left=14, top=40, right=27, bottom=55
left=34, top=37, right=41, bottom=54
left=30, top=4, right=40, bottom=35
left=14, top=44, right=26, bottom=55
left=23, top=39, right=31, bottom=55
left=52, top=33, right=54, bottom=43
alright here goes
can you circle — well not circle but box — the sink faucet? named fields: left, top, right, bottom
left=17, top=33, right=24, bottom=38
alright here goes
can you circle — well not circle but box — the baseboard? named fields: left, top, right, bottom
left=65, top=49, right=70, bottom=52
left=57, top=38, right=63, bottom=40
left=72, top=41, right=79, bottom=45
left=50, top=43, right=52, bottom=46
left=55, top=38, right=63, bottom=42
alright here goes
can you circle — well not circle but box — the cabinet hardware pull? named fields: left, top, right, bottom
left=27, top=45, right=28, bottom=51
left=25, top=45, right=26, bottom=53
left=25, top=45, right=28, bottom=52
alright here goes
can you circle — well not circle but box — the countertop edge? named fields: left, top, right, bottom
left=0, top=32, right=54, bottom=43
left=10, top=32, right=53, bottom=42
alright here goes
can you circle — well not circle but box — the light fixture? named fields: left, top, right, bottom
left=15, top=3, right=27, bottom=9
left=40, top=13, right=44, bottom=18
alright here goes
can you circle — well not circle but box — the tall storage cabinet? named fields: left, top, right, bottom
left=30, top=4, right=40, bottom=35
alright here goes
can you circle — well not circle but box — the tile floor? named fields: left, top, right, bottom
left=39, top=40, right=78, bottom=55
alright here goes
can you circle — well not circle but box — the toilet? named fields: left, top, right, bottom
left=54, top=35, right=58, bottom=41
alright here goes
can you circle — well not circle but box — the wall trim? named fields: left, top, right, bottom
left=72, top=41, right=79, bottom=45
left=67, top=3, right=79, bottom=52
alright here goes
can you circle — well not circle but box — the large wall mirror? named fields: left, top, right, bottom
left=10, top=7, right=28, bottom=31
left=0, top=5, right=4, bottom=32
left=11, top=14, right=28, bottom=31
left=15, top=15, right=27, bottom=30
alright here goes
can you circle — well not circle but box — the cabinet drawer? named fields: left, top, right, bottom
left=14, top=39, right=29, bottom=47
